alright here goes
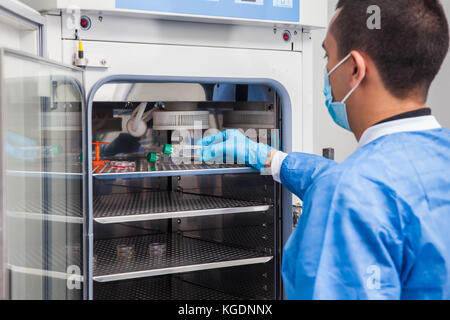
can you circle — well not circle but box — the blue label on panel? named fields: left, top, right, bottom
left=115, top=0, right=300, bottom=23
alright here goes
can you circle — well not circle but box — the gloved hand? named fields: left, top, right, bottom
left=6, top=131, right=39, bottom=162
left=196, top=129, right=273, bottom=171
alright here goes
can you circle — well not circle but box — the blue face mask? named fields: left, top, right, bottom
left=324, top=53, right=364, bottom=131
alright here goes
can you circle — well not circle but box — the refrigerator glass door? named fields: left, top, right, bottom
left=0, top=48, right=85, bottom=300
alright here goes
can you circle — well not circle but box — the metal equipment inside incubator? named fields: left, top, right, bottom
left=89, top=82, right=282, bottom=299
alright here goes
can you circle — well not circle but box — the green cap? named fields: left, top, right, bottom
left=79, top=153, right=83, bottom=163
left=163, top=144, right=173, bottom=155
left=147, top=152, right=159, bottom=163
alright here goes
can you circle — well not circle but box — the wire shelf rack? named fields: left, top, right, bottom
left=7, top=196, right=83, bottom=224
left=93, top=233, right=273, bottom=282
left=7, top=242, right=82, bottom=281
left=93, top=191, right=271, bottom=223
left=93, top=161, right=257, bottom=179
left=94, top=276, right=241, bottom=300
left=183, top=225, right=275, bottom=255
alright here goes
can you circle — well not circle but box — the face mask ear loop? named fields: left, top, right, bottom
left=327, top=53, right=352, bottom=76
left=341, top=70, right=366, bottom=103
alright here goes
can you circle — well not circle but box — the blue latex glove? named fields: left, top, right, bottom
left=6, top=132, right=39, bottom=162
left=196, top=129, right=273, bottom=171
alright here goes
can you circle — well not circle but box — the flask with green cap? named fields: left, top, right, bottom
left=146, top=144, right=173, bottom=164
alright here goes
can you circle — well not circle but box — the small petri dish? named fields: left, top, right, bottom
left=116, top=244, right=135, bottom=259
left=148, top=243, right=167, bottom=257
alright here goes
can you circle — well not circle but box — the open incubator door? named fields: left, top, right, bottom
left=0, top=48, right=86, bottom=300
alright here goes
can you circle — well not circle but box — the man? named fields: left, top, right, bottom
left=197, top=0, right=450, bottom=299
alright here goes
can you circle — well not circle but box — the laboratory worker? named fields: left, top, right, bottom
left=197, top=0, right=450, bottom=300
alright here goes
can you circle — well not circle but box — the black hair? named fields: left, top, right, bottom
left=333, top=0, right=449, bottom=101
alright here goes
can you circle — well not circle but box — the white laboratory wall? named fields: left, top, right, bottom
left=312, top=0, right=450, bottom=163
left=428, top=0, right=450, bottom=129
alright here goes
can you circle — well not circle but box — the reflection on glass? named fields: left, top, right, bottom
left=2, top=51, right=84, bottom=300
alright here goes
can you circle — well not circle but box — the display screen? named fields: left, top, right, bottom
left=115, top=0, right=300, bottom=23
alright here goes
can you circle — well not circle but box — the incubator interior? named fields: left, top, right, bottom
left=89, top=82, right=283, bottom=299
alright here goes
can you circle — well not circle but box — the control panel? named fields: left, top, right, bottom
left=20, top=0, right=327, bottom=28
left=115, top=0, right=300, bottom=23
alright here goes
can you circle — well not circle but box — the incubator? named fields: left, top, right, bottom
left=0, top=0, right=327, bottom=300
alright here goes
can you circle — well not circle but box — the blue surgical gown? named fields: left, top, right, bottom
left=281, top=129, right=450, bottom=300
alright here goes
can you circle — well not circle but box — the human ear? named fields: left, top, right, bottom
left=350, top=51, right=367, bottom=86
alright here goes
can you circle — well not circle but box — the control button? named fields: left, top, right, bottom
left=283, top=31, right=291, bottom=42
left=80, top=16, right=91, bottom=30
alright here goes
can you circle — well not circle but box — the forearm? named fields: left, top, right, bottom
left=268, top=150, right=338, bottom=200
left=265, top=149, right=278, bottom=168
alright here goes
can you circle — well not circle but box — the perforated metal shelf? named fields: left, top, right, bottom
left=181, top=265, right=275, bottom=300
left=7, top=242, right=83, bottom=281
left=7, top=196, right=83, bottom=224
left=93, top=233, right=273, bottom=282
left=93, top=161, right=257, bottom=180
left=94, top=276, right=240, bottom=300
left=7, top=170, right=83, bottom=179
left=93, top=191, right=271, bottom=224
left=183, top=225, right=275, bottom=255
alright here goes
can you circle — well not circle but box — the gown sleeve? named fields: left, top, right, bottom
left=280, top=152, right=338, bottom=200
left=281, top=170, right=404, bottom=300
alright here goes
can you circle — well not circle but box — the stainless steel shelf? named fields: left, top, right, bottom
left=93, top=161, right=257, bottom=180
left=6, top=170, right=83, bottom=179
left=93, top=233, right=273, bottom=282
left=7, top=196, right=83, bottom=224
left=94, top=191, right=271, bottom=224
left=8, top=264, right=84, bottom=283
left=183, top=225, right=274, bottom=255
left=181, top=265, right=274, bottom=300
left=94, top=276, right=240, bottom=300
left=7, top=211, right=83, bottom=224
left=8, top=243, right=83, bottom=279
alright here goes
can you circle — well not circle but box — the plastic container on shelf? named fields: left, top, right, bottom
left=116, top=244, right=135, bottom=259
left=148, top=243, right=167, bottom=257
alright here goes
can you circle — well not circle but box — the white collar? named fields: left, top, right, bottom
left=358, top=115, right=441, bottom=149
